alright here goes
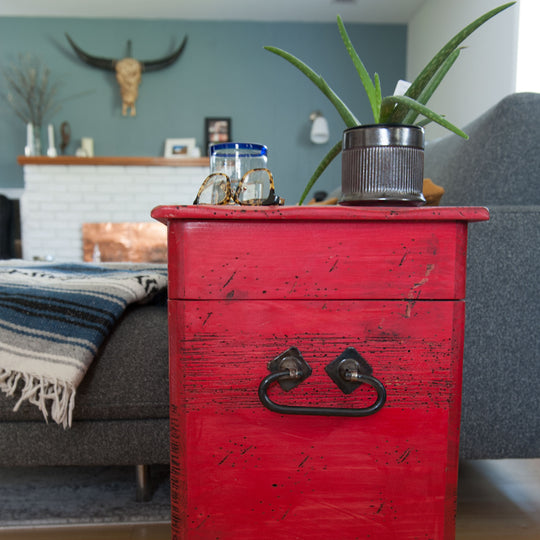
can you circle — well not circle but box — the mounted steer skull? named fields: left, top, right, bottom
left=65, top=34, right=188, bottom=116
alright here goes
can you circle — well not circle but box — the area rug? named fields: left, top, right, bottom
left=0, top=465, right=170, bottom=527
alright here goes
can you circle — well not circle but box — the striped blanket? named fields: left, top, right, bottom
left=0, top=261, right=167, bottom=428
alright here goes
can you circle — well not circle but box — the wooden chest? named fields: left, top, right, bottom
left=151, top=205, right=489, bottom=540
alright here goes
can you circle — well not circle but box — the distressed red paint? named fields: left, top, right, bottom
left=152, top=205, right=489, bottom=540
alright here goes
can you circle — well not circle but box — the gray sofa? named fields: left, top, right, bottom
left=424, top=91, right=539, bottom=459
left=0, top=93, right=537, bottom=500
left=0, top=295, right=170, bottom=499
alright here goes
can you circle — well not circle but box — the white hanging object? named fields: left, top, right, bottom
left=310, top=111, right=330, bottom=144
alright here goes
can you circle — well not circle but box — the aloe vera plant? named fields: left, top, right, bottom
left=265, top=2, right=515, bottom=204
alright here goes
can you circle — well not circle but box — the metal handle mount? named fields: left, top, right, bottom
left=258, top=347, right=386, bottom=417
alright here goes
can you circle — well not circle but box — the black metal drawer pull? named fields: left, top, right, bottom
left=258, top=347, right=386, bottom=417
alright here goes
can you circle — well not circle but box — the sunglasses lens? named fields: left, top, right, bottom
left=237, top=169, right=272, bottom=204
left=197, top=174, right=229, bottom=204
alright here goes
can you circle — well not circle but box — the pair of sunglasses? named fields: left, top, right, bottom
left=193, top=168, right=284, bottom=206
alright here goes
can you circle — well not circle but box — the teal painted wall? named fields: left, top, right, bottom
left=0, top=17, right=406, bottom=204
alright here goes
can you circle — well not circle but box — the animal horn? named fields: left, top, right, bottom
left=141, top=36, right=188, bottom=71
left=65, top=33, right=116, bottom=71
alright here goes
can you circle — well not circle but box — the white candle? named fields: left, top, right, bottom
left=48, top=124, right=54, bottom=148
left=25, top=123, right=34, bottom=156
left=81, top=137, right=94, bottom=157
left=47, top=124, right=57, bottom=157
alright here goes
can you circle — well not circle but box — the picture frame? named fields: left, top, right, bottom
left=164, top=138, right=197, bottom=158
left=205, top=118, right=232, bottom=155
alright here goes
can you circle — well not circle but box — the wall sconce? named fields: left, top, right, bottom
left=309, top=111, right=329, bottom=144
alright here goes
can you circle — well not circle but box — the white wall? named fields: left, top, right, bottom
left=407, top=0, right=519, bottom=140
left=515, top=0, right=540, bottom=92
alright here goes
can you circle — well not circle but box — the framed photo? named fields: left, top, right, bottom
left=164, top=138, right=197, bottom=158
left=205, top=118, right=232, bottom=155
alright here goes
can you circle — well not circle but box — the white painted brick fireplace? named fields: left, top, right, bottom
left=19, top=157, right=209, bottom=261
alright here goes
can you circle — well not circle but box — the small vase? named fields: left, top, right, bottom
left=340, top=124, right=426, bottom=206
left=24, top=123, right=42, bottom=156
left=33, top=124, right=42, bottom=156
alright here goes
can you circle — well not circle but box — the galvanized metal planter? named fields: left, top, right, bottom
left=340, top=124, right=426, bottom=206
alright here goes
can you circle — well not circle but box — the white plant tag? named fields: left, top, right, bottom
left=393, top=79, right=412, bottom=96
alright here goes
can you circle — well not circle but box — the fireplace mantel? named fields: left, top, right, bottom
left=17, top=156, right=209, bottom=167
left=18, top=155, right=209, bottom=261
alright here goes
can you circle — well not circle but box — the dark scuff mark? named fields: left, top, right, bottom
left=195, top=516, right=209, bottom=529
left=218, top=451, right=233, bottom=465
left=223, top=271, right=237, bottom=288
left=397, top=448, right=411, bottom=463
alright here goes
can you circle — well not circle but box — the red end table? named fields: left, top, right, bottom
left=152, top=205, right=489, bottom=540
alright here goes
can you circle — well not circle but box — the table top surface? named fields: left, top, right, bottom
left=151, top=205, right=490, bottom=224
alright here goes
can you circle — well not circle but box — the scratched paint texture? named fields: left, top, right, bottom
left=152, top=205, right=489, bottom=540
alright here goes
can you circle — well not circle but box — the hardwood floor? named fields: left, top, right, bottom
left=455, top=459, right=540, bottom=540
left=0, top=523, right=171, bottom=540
left=1, top=459, right=538, bottom=539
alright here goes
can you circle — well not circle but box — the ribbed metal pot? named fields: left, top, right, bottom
left=340, top=124, right=426, bottom=206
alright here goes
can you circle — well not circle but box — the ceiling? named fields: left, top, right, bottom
left=0, top=0, right=427, bottom=24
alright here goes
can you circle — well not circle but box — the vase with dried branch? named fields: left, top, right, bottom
left=1, top=54, right=68, bottom=155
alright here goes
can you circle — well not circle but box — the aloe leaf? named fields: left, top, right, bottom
left=265, top=46, right=359, bottom=128
left=298, top=139, right=343, bottom=205
left=402, top=47, right=461, bottom=125
left=416, top=117, right=434, bottom=128
left=373, top=73, right=382, bottom=123
left=379, top=98, right=396, bottom=123
left=381, top=95, right=469, bottom=139
left=336, top=15, right=379, bottom=123
left=415, top=48, right=462, bottom=106
left=390, top=1, right=515, bottom=123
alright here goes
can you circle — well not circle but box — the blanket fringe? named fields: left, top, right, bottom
left=0, top=369, right=76, bottom=428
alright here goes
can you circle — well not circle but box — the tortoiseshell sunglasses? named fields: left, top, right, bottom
left=193, top=168, right=284, bottom=206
